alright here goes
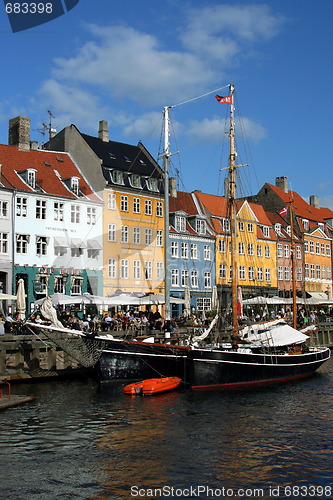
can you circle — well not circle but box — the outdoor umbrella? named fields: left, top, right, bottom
left=16, top=279, right=26, bottom=320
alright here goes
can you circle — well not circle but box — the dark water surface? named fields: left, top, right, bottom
left=1, top=356, right=332, bottom=500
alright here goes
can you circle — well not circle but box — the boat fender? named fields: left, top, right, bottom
left=135, top=386, right=142, bottom=395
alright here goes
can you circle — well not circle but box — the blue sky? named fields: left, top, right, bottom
left=1, top=0, right=332, bottom=207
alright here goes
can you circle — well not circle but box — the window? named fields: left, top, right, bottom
left=322, top=266, right=326, bottom=280
left=277, top=244, right=283, bottom=258
left=71, top=205, right=80, bottom=223
left=156, top=262, right=164, bottom=280
left=263, top=226, right=270, bottom=237
left=156, top=201, right=163, bottom=217
left=221, top=218, right=230, bottom=232
left=284, top=245, right=289, bottom=258
left=16, top=197, right=27, bottom=217
left=181, top=270, right=189, bottom=287
left=175, top=216, right=186, bottom=232
left=27, top=169, right=36, bottom=188
left=71, top=177, right=79, bottom=195
left=36, top=236, right=48, bottom=256
left=296, top=246, right=301, bottom=260
left=108, top=224, right=116, bottom=242
left=303, top=219, right=309, bottom=231
left=219, top=240, right=226, bottom=253
left=326, top=244, right=331, bottom=256
left=181, top=242, right=188, bottom=259
left=257, top=245, right=262, bottom=257
left=257, top=267, right=263, bottom=281
left=35, top=275, right=48, bottom=295
left=247, top=223, right=253, bottom=232
left=196, top=219, right=206, bottom=235
left=238, top=221, right=244, bottom=231
left=274, top=223, right=281, bottom=234
left=284, top=266, right=290, bottom=281
left=0, top=201, right=8, bottom=218
left=108, top=193, right=116, bottom=210
left=191, top=270, right=198, bottom=287
left=121, top=226, right=129, bottom=243
left=71, top=277, right=83, bottom=295
left=239, top=266, right=246, bottom=280
left=88, top=248, right=100, bottom=259
left=87, top=207, right=96, bottom=225
left=112, top=170, right=124, bottom=185
left=204, top=272, right=211, bottom=288
left=309, top=241, right=314, bottom=253
left=219, top=264, right=226, bottom=279
left=328, top=266, right=331, bottom=279
left=54, top=276, right=66, bottom=294
left=172, top=269, right=179, bottom=286
left=108, top=258, right=116, bottom=278
left=147, top=178, right=158, bottom=191
left=197, top=297, right=211, bottom=311
left=248, top=243, right=254, bottom=256
left=145, top=261, right=152, bottom=280
left=54, top=202, right=64, bottom=221
left=305, top=264, right=309, bottom=278
left=265, top=268, right=271, bottom=282
left=71, top=247, right=83, bottom=257
left=316, top=265, right=321, bottom=279
left=321, top=243, right=325, bottom=255
left=278, top=266, right=283, bottom=281
left=133, top=227, right=140, bottom=244
left=190, top=244, right=198, bottom=259
left=121, top=259, right=129, bottom=279
left=171, top=241, right=179, bottom=258
left=145, top=200, right=152, bottom=215
left=156, top=230, right=163, bottom=246
left=130, top=174, right=141, bottom=188
left=120, top=196, right=128, bottom=212
left=248, top=266, right=255, bottom=281
left=239, top=242, right=245, bottom=255
left=265, top=246, right=270, bottom=258
left=16, top=234, right=29, bottom=254
left=133, top=260, right=141, bottom=279
left=36, top=199, right=46, bottom=219
left=133, top=198, right=140, bottom=213
left=0, top=233, right=8, bottom=253
left=297, top=267, right=302, bottom=281
left=204, top=245, right=211, bottom=260
left=316, top=242, right=320, bottom=255
left=310, top=264, right=315, bottom=279
left=304, top=240, right=308, bottom=252
left=145, top=228, right=152, bottom=245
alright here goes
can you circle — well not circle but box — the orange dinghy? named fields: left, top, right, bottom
left=124, top=377, right=182, bottom=396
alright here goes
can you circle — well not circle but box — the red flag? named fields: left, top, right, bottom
left=278, top=207, right=287, bottom=217
left=215, top=94, right=233, bottom=105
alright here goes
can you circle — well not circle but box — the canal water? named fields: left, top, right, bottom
left=1, top=356, right=332, bottom=500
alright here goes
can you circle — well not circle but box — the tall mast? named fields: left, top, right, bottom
left=289, top=197, right=297, bottom=329
left=163, top=106, right=171, bottom=321
left=228, top=85, right=238, bottom=333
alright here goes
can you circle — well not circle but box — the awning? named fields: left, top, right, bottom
left=70, top=238, right=87, bottom=248
left=87, top=239, right=102, bottom=249
left=54, top=236, right=68, bottom=247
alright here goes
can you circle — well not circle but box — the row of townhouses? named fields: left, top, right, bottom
left=1, top=116, right=333, bottom=316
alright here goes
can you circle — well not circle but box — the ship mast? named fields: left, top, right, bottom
left=163, top=106, right=171, bottom=321
left=289, top=197, right=297, bottom=329
left=227, top=85, right=238, bottom=333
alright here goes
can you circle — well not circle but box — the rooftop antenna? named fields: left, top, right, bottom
left=47, top=109, right=56, bottom=141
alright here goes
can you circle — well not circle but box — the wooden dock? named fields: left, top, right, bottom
left=0, top=394, right=36, bottom=411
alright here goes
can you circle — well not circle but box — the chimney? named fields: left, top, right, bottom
left=275, top=176, right=288, bottom=193
left=309, top=195, right=319, bottom=208
left=30, top=140, right=39, bottom=150
left=8, top=116, right=30, bottom=151
left=169, top=177, right=177, bottom=198
left=98, top=120, right=109, bottom=142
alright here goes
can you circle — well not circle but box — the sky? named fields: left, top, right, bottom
left=0, top=0, right=332, bottom=208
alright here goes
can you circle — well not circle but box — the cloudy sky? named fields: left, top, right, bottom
left=0, top=0, right=332, bottom=206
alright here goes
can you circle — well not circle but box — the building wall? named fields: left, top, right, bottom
left=0, top=188, right=13, bottom=295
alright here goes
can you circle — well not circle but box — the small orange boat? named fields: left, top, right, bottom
left=123, top=376, right=182, bottom=396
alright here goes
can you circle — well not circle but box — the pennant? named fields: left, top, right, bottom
left=215, top=94, right=233, bottom=105
left=278, top=207, right=288, bottom=217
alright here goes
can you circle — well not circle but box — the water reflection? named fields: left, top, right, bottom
left=0, top=359, right=331, bottom=499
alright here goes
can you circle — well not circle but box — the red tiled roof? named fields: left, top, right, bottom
left=267, top=183, right=333, bottom=222
left=194, top=191, right=228, bottom=216
left=0, top=145, right=100, bottom=201
left=169, top=190, right=199, bottom=215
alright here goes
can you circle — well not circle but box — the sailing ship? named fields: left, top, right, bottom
left=27, top=84, right=330, bottom=388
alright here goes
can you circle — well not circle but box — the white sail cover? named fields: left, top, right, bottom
left=192, top=314, right=219, bottom=342
left=245, top=323, right=309, bottom=347
left=40, top=296, right=66, bottom=329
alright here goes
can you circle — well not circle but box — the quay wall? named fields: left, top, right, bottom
left=0, top=334, right=91, bottom=382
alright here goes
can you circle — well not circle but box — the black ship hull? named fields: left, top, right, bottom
left=95, top=339, right=189, bottom=382
left=187, top=346, right=331, bottom=390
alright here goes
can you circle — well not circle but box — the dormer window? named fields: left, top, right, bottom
left=124, top=155, right=131, bottom=163
left=130, top=174, right=141, bottom=188
left=274, top=223, right=281, bottom=234
left=108, top=152, right=116, bottom=160
left=147, top=177, right=158, bottom=192
left=286, top=226, right=291, bottom=236
left=221, top=218, right=230, bottom=232
left=318, top=222, right=324, bottom=231
left=302, top=219, right=309, bottom=231
left=263, top=226, right=270, bottom=237
left=175, top=215, right=186, bottom=232
left=196, top=219, right=206, bottom=235
left=27, top=169, right=36, bottom=188
left=71, top=177, right=80, bottom=195
left=112, top=170, right=124, bottom=185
